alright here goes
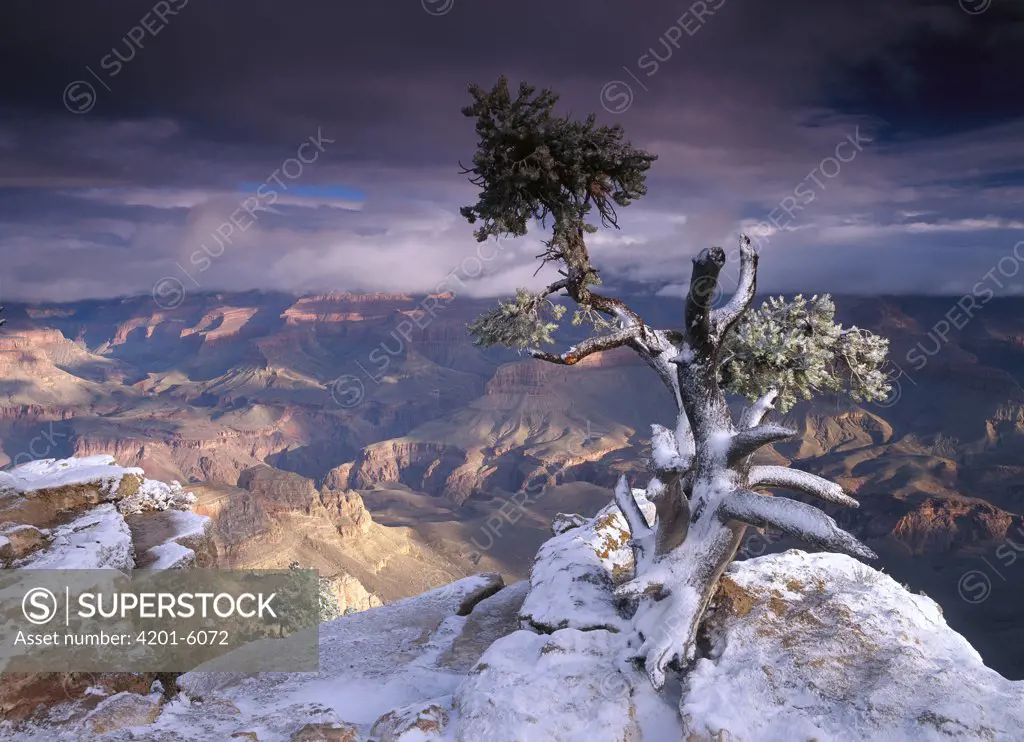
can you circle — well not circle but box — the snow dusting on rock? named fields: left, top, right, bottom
left=518, top=501, right=634, bottom=633
left=0, top=455, right=142, bottom=497
left=453, top=628, right=643, bottom=742
left=681, top=550, right=1024, bottom=741
left=142, top=540, right=196, bottom=570
left=3, top=485, right=1021, bottom=741
left=117, top=478, right=197, bottom=516
left=0, top=455, right=211, bottom=571
left=15, top=503, right=134, bottom=571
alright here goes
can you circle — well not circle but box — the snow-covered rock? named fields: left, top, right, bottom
left=453, top=628, right=644, bottom=742
left=0, top=455, right=213, bottom=571
left=550, top=512, right=589, bottom=535
left=0, top=455, right=144, bottom=528
left=0, top=455, right=216, bottom=731
left=519, top=500, right=646, bottom=633
left=681, top=550, right=1024, bottom=741
left=142, top=540, right=196, bottom=569
left=15, top=503, right=134, bottom=571
left=3, top=502, right=1022, bottom=741
left=0, top=523, right=50, bottom=563
left=0, top=455, right=143, bottom=497
left=370, top=697, right=451, bottom=741
left=117, top=479, right=196, bottom=516
left=129, top=509, right=215, bottom=569
left=84, top=691, right=164, bottom=735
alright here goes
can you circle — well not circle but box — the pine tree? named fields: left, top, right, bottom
left=460, top=77, right=891, bottom=689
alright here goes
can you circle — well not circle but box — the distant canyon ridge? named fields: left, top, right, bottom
left=0, top=290, right=1022, bottom=676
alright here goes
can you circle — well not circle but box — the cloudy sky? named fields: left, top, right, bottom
left=2, top=0, right=1023, bottom=303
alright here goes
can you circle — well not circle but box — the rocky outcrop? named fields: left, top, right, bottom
left=0, top=455, right=214, bottom=571
left=85, top=691, right=164, bottom=735
left=69, top=433, right=273, bottom=489
left=0, top=455, right=143, bottom=529
left=344, top=440, right=471, bottom=496
left=235, top=464, right=373, bottom=542
left=6, top=502, right=1023, bottom=741
left=320, top=463, right=352, bottom=492
left=318, top=489, right=372, bottom=538
left=889, top=496, right=1022, bottom=555
left=0, top=672, right=165, bottom=724
left=237, top=464, right=320, bottom=514
left=0, top=457, right=214, bottom=729
left=370, top=699, right=450, bottom=741
left=13, top=503, right=135, bottom=570
left=179, top=307, right=259, bottom=343
left=323, top=571, right=382, bottom=614
left=518, top=499, right=646, bottom=634
left=0, top=524, right=48, bottom=564
left=127, top=509, right=217, bottom=569
left=682, top=551, right=1024, bottom=740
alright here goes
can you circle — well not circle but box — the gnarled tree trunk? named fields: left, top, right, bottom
left=608, top=238, right=875, bottom=689
left=525, top=234, right=876, bottom=689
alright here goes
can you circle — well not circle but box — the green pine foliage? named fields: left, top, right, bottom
left=720, top=294, right=890, bottom=411
left=467, top=288, right=567, bottom=349
left=459, top=75, right=657, bottom=250
left=458, top=77, right=891, bottom=411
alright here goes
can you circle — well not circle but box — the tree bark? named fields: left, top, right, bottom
left=529, top=233, right=874, bottom=690
left=614, top=236, right=875, bottom=689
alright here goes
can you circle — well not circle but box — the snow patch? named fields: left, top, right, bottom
left=453, top=628, right=643, bottom=742
left=143, top=541, right=195, bottom=570
left=681, top=550, right=1024, bottom=741
left=670, top=345, right=695, bottom=364
left=164, top=509, right=209, bottom=540
left=519, top=502, right=634, bottom=633
left=15, top=503, right=134, bottom=571
left=0, top=455, right=142, bottom=497
left=117, top=479, right=196, bottom=516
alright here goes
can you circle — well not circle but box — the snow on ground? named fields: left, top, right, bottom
left=15, top=503, right=134, bottom=571
left=0, top=578, right=482, bottom=739
left=681, top=550, right=1024, bottom=741
left=0, top=455, right=142, bottom=496
left=134, top=510, right=210, bottom=568
left=161, top=509, right=208, bottom=540
left=454, top=627, right=650, bottom=742
left=3, top=488, right=1022, bottom=741
left=142, top=541, right=195, bottom=569
left=117, top=479, right=196, bottom=515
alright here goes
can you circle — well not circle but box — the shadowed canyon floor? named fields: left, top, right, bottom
left=1, top=291, right=1023, bottom=676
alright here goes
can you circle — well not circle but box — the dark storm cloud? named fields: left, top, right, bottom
left=0, top=0, right=1022, bottom=302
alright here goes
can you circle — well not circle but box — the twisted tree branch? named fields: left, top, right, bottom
left=528, top=326, right=640, bottom=365
left=718, top=489, right=876, bottom=559
left=710, top=235, right=758, bottom=342
left=747, top=465, right=860, bottom=508
left=738, top=389, right=779, bottom=429
left=650, top=424, right=691, bottom=473
left=725, top=424, right=796, bottom=466
left=614, top=475, right=653, bottom=539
